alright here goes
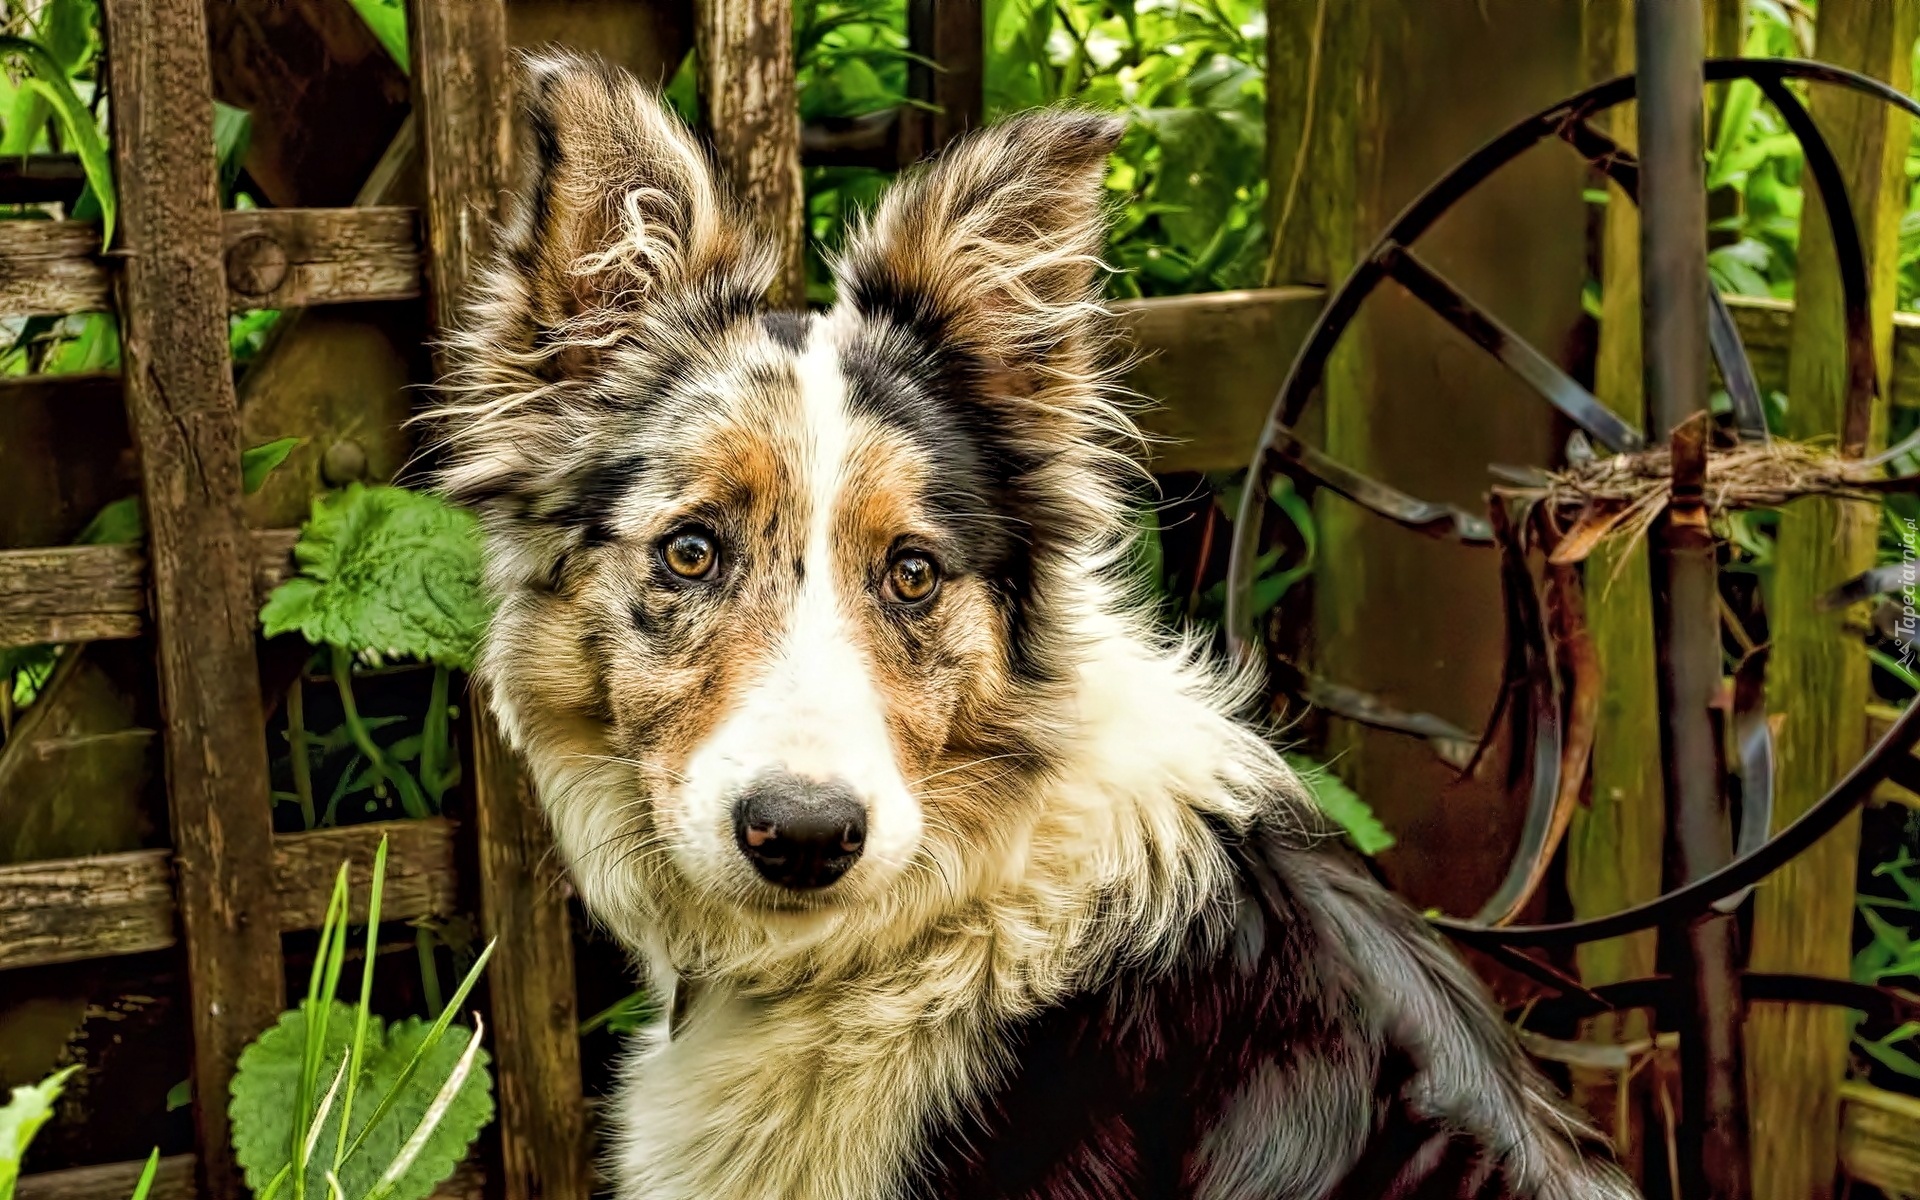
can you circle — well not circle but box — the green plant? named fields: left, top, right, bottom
left=580, top=990, right=660, bottom=1038
left=230, top=838, right=495, bottom=1200
left=0, top=1065, right=78, bottom=1200
left=345, top=0, right=408, bottom=72
left=261, top=484, right=490, bottom=824
left=1285, top=752, right=1393, bottom=856
left=984, top=0, right=1268, bottom=298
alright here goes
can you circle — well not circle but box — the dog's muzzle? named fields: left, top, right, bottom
left=732, top=771, right=867, bottom=889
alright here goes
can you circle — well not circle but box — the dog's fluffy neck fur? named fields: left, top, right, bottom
left=587, top=584, right=1303, bottom=1200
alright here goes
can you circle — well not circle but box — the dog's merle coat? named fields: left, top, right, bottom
left=432, top=48, right=1638, bottom=1200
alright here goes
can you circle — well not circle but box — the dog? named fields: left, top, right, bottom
left=431, top=49, right=1639, bottom=1200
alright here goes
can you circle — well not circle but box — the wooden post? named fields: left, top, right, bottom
left=98, top=1, right=285, bottom=1196
left=1564, top=0, right=1663, bottom=1167
left=1262, top=0, right=1588, bottom=913
left=407, top=5, right=589, bottom=1200
left=1747, top=4, right=1917, bottom=1198
left=902, top=0, right=983, bottom=162
left=695, top=0, right=805, bottom=306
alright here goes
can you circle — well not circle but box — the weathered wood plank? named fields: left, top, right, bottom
left=222, top=208, right=420, bottom=311
left=407, top=0, right=512, bottom=336
left=0, top=848, right=176, bottom=970
left=472, top=713, right=589, bottom=1200
left=100, top=0, right=287, bottom=1193
left=901, top=0, right=983, bottom=162
left=1114, top=287, right=1322, bottom=475
left=0, top=818, right=461, bottom=972
left=1564, top=0, right=1662, bottom=1167
left=696, top=0, right=805, bottom=306
left=0, top=529, right=297, bottom=651
left=1840, top=1080, right=1920, bottom=1195
left=0, top=288, right=1909, bottom=487
left=0, top=221, right=109, bottom=314
left=0, top=209, right=421, bottom=317
left=17, top=1155, right=483, bottom=1200
left=1748, top=6, right=1918, bottom=1199
left=269, top=817, right=465, bottom=930
left=406, top=6, right=590, bottom=1200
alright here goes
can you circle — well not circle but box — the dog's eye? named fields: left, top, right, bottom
left=661, top=529, right=718, bottom=580
left=883, top=552, right=940, bottom=606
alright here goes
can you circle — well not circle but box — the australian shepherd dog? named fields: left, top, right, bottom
left=431, top=49, right=1639, bottom=1200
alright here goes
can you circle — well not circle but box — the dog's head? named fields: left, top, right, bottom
left=435, top=51, right=1132, bottom=968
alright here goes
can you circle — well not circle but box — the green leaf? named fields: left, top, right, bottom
left=0, top=36, right=114, bottom=248
left=230, top=1002, right=492, bottom=1200
left=75, top=496, right=141, bottom=546
left=260, top=484, right=493, bottom=670
left=213, top=102, right=252, bottom=202
left=244, top=438, right=302, bottom=494
left=1284, top=753, right=1394, bottom=855
left=127, top=1148, right=161, bottom=1200
left=345, top=0, right=409, bottom=71
left=0, top=1065, right=81, bottom=1200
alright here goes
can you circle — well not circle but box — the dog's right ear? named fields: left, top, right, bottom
left=502, top=49, right=772, bottom=339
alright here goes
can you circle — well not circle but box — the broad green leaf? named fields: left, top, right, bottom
left=261, top=484, right=492, bottom=670
left=231, top=1002, right=492, bottom=1200
left=0, top=1065, right=81, bottom=1200
left=1285, top=753, right=1394, bottom=855
left=35, top=0, right=97, bottom=73
left=0, top=36, right=114, bottom=248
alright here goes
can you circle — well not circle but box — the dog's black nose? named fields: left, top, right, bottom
left=732, top=773, right=867, bottom=890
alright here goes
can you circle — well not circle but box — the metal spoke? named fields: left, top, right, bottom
left=1380, top=243, right=1644, bottom=453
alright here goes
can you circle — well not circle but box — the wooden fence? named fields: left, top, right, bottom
left=5, top=2, right=1920, bottom=1200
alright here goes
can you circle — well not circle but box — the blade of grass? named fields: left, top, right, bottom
left=338, top=938, right=495, bottom=1171
left=294, top=866, right=349, bottom=1200
left=363, top=1014, right=485, bottom=1200
left=332, top=836, right=388, bottom=1172
left=126, top=1148, right=161, bottom=1200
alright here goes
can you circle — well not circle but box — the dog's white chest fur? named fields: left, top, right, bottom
left=611, top=980, right=991, bottom=1200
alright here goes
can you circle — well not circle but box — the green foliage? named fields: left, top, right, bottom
left=232, top=1004, right=493, bottom=1200
left=579, top=990, right=660, bottom=1038
left=1284, top=753, right=1394, bottom=856
left=984, top=0, right=1269, bottom=297
left=0, top=1065, right=79, bottom=1200
left=230, top=841, right=495, bottom=1200
left=792, top=0, right=1268, bottom=300
left=344, top=0, right=409, bottom=72
left=262, top=485, right=491, bottom=673
left=0, top=30, right=114, bottom=246
left=262, top=485, right=484, bottom=824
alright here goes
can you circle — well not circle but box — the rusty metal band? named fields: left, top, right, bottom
left=1227, top=58, right=1916, bottom=659
left=1433, top=696, right=1920, bottom=948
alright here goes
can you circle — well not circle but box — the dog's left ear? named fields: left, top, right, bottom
left=832, top=109, right=1123, bottom=386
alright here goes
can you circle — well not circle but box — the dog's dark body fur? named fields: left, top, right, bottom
left=435, top=49, right=1639, bottom=1200
left=908, top=818, right=1624, bottom=1200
